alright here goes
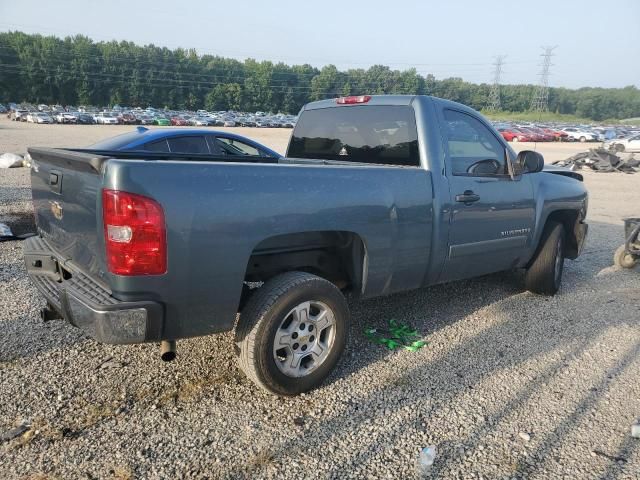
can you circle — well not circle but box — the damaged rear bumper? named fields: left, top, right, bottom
left=23, top=236, right=163, bottom=344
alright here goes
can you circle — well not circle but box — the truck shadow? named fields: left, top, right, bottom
left=225, top=220, right=639, bottom=478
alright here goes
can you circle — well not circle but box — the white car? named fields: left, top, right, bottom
left=604, top=134, right=640, bottom=153
left=561, top=128, right=597, bottom=142
left=96, top=113, right=119, bottom=125
left=55, top=112, right=78, bottom=124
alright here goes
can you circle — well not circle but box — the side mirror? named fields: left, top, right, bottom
left=516, top=150, right=544, bottom=174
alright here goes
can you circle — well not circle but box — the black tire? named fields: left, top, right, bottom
left=614, top=245, right=637, bottom=269
left=525, top=221, right=565, bottom=295
left=235, top=272, right=349, bottom=396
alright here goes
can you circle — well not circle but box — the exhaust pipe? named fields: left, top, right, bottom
left=160, top=340, right=176, bottom=362
left=40, top=305, right=62, bottom=322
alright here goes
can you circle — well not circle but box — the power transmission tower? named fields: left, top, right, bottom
left=530, top=46, right=557, bottom=112
left=487, top=55, right=506, bottom=111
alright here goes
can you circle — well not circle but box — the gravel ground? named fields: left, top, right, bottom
left=1, top=123, right=639, bottom=479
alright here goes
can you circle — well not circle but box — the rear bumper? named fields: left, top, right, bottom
left=23, top=236, right=163, bottom=344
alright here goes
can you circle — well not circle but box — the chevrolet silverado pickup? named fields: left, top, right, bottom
left=24, top=95, right=588, bottom=395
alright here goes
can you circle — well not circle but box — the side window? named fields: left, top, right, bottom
left=167, top=136, right=209, bottom=154
left=216, top=137, right=261, bottom=156
left=145, top=139, right=170, bottom=152
left=443, top=109, right=507, bottom=176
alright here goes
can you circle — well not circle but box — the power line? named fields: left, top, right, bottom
left=0, top=63, right=445, bottom=97
left=530, top=46, right=557, bottom=112
left=486, top=55, right=506, bottom=111
left=0, top=47, right=511, bottom=80
left=0, top=23, right=539, bottom=70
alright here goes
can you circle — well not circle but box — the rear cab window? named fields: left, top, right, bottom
left=288, top=105, right=420, bottom=167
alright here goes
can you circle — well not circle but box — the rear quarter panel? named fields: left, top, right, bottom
left=103, top=160, right=434, bottom=340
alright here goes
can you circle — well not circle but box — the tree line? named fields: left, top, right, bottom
left=0, top=31, right=639, bottom=121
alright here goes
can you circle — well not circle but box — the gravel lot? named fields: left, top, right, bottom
left=1, top=120, right=639, bottom=479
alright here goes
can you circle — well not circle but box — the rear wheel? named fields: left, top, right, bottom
left=525, top=221, right=565, bottom=295
left=235, top=272, right=349, bottom=396
left=579, top=136, right=587, bottom=142
left=614, top=245, right=637, bottom=269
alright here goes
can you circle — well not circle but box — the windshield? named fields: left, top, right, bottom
left=288, top=105, right=419, bottom=167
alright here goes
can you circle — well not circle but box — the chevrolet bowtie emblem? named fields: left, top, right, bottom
left=50, top=201, right=63, bottom=220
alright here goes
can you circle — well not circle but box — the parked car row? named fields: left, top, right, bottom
left=2, top=103, right=297, bottom=128
left=492, top=122, right=639, bottom=143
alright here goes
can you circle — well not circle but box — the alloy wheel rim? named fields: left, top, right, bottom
left=272, top=301, right=336, bottom=378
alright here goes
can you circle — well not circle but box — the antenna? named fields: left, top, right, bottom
left=530, top=46, right=557, bottom=112
left=486, top=55, right=506, bottom=111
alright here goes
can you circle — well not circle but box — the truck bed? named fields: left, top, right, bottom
left=27, top=147, right=436, bottom=341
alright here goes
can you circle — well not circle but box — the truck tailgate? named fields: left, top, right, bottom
left=28, top=147, right=106, bottom=278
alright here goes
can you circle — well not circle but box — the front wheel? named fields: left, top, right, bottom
left=235, top=272, right=349, bottom=396
left=579, top=136, right=586, bottom=142
left=525, top=221, right=565, bottom=295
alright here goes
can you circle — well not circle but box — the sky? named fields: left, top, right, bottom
left=1, top=0, right=638, bottom=89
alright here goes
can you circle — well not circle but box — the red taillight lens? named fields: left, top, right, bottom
left=102, top=189, right=167, bottom=275
left=336, top=95, right=371, bottom=105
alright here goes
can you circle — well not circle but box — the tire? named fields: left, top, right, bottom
left=579, top=136, right=586, bottom=143
left=512, top=137, right=519, bottom=143
left=614, top=245, right=637, bottom=269
left=235, top=272, right=349, bottom=396
left=525, top=221, right=565, bottom=295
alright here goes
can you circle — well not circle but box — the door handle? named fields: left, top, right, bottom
left=455, top=190, right=480, bottom=204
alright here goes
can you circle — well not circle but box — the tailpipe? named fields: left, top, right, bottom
left=160, top=340, right=176, bottom=362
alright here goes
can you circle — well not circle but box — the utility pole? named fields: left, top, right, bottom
left=530, top=46, right=557, bottom=112
left=487, top=55, right=506, bottom=111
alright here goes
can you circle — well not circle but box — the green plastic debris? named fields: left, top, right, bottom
left=364, top=319, right=427, bottom=351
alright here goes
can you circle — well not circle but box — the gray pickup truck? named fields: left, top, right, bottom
left=24, top=95, right=588, bottom=395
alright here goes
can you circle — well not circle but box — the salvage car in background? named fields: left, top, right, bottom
left=604, top=134, right=640, bottom=152
left=95, top=112, right=119, bottom=125
left=27, top=112, right=54, bottom=124
left=118, top=112, right=138, bottom=125
left=88, top=127, right=282, bottom=158
left=55, top=111, right=78, bottom=124
left=562, top=127, right=597, bottom=142
left=153, top=116, right=171, bottom=126
left=76, top=113, right=96, bottom=125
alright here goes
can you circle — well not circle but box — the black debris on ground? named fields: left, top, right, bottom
left=553, top=148, right=639, bottom=173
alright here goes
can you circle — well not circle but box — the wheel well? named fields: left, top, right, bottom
left=546, top=210, right=580, bottom=259
left=240, top=231, right=366, bottom=310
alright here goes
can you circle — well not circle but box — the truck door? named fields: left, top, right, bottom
left=438, top=108, right=535, bottom=282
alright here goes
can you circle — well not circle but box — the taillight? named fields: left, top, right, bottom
left=336, top=95, right=371, bottom=105
left=102, top=189, right=167, bottom=275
